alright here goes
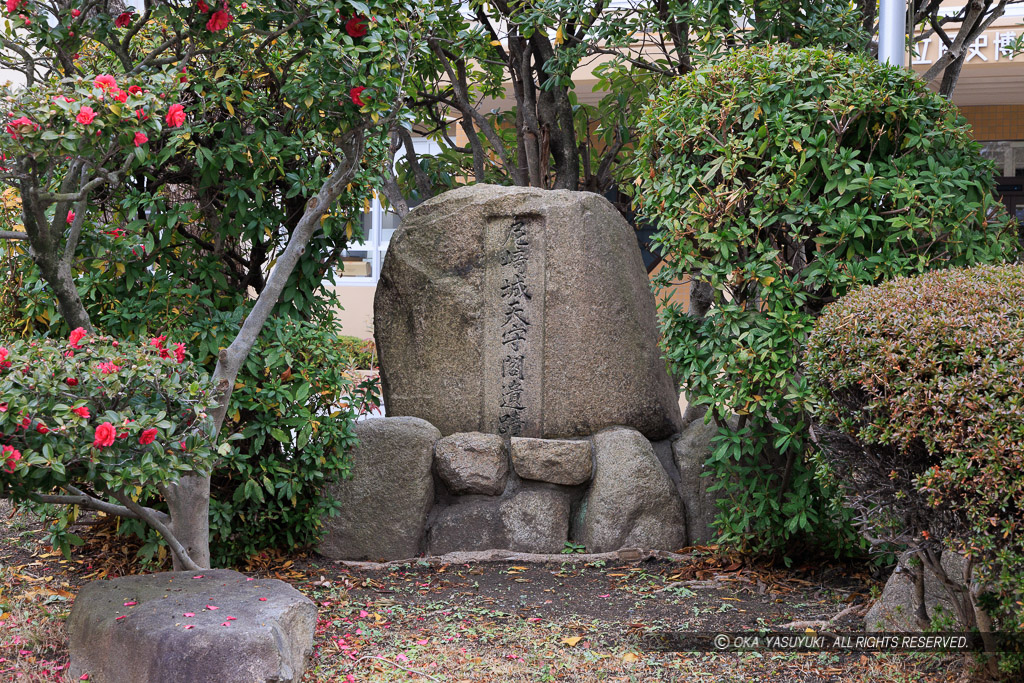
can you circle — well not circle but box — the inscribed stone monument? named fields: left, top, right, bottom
left=374, top=184, right=682, bottom=440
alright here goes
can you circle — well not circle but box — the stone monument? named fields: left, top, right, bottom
left=320, top=185, right=724, bottom=560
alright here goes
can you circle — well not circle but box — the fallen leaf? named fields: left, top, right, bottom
left=622, top=652, right=639, bottom=663
left=561, top=636, right=583, bottom=647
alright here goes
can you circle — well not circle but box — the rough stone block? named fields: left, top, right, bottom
left=319, top=416, right=438, bottom=560
left=435, top=432, right=509, bottom=495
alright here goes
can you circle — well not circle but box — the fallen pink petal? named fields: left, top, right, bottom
left=183, top=625, right=195, bottom=630
left=205, top=605, right=219, bottom=610
left=123, top=601, right=137, bottom=606
left=115, top=615, right=126, bottom=621
left=183, top=612, right=194, bottom=617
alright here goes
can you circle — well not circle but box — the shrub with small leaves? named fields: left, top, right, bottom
left=634, top=44, right=1017, bottom=556
left=807, top=264, right=1024, bottom=632
left=0, top=329, right=219, bottom=557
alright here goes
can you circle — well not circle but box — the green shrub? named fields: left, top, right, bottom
left=806, top=264, right=1024, bottom=631
left=206, top=319, right=379, bottom=566
left=634, top=44, right=1017, bottom=556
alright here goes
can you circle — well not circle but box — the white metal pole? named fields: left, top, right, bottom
left=878, top=0, right=907, bottom=67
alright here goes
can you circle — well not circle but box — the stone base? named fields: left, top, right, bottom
left=68, top=570, right=316, bottom=683
left=866, top=550, right=971, bottom=631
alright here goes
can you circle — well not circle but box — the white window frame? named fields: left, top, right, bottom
left=334, top=137, right=441, bottom=286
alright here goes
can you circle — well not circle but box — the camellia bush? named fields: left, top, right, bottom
left=807, top=265, right=1024, bottom=666
left=634, top=44, right=1018, bottom=556
left=0, top=329, right=220, bottom=565
left=1, top=0, right=430, bottom=569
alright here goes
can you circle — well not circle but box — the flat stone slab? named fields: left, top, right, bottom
left=510, top=437, right=592, bottom=485
left=68, top=569, right=316, bottom=683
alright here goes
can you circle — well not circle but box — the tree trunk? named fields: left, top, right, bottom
left=34, top=253, right=94, bottom=332
left=164, top=475, right=212, bottom=570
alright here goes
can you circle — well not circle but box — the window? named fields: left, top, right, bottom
left=334, top=138, right=441, bottom=285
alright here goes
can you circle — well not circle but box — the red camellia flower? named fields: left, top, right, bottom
left=93, top=74, right=117, bottom=91
left=76, top=106, right=96, bottom=125
left=114, top=12, right=132, bottom=28
left=36, top=423, right=49, bottom=435
left=69, top=327, right=87, bottom=349
left=6, top=116, right=39, bottom=140
left=98, top=362, right=121, bottom=374
left=66, top=377, right=79, bottom=386
left=127, top=85, right=143, bottom=95
left=174, top=343, right=186, bottom=364
left=134, top=132, right=148, bottom=147
left=93, top=422, right=116, bottom=448
left=346, top=15, right=368, bottom=38
left=165, top=103, right=186, bottom=128
left=71, top=8, right=80, bottom=18
left=206, top=10, right=231, bottom=31
left=350, top=86, right=366, bottom=107
left=197, top=0, right=210, bottom=12
left=139, top=428, right=158, bottom=446
left=2, top=445, right=21, bottom=473
left=0, top=346, right=9, bottom=369
left=112, top=89, right=128, bottom=103
left=67, top=210, right=76, bottom=223
left=5, top=0, right=23, bottom=13
left=150, top=335, right=166, bottom=348
left=71, top=406, right=90, bottom=419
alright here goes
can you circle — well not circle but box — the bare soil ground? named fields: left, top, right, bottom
left=0, top=503, right=975, bottom=682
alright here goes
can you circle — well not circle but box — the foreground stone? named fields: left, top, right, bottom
left=510, top=437, right=592, bottom=485
left=866, top=550, right=971, bottom=631
left=375, top=184, right=682, bottom=440
left=434, top=432, right=509, bottom=495
left=68, top=570, right=315, bottom=683
left=579, top=427, right=687, bottom=552
left=319, top=417, right=438, bottom=560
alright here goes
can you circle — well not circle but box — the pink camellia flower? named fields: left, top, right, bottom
left=69, top=327, right=87, bottom=348
left=93, top=422, right=116, bottom=448
left=174, top=343, right=186, bottom=364
left=346, top=15, right=368, bottom=38
left=5, top=0, right=23, bottom=13
left=0, top=346, right=8, bottom=367
left=133, top=132, right=148, bottom=147
left=149, top=335, right=166, bottom=348
left=2, top=445, right=21, bottom=473
left=67, top=210, right=76, bottom=223
left=165, top=103, right=186, bottom=128
left=53, top=95, right=75, bottom=104
left=76, top=106, right=96, bottom=125
left=139, top=428, right=158, bottom=445
left=71, top=8, right=80, bottom=18
left=206, top=10, right=231, bottom=32
left=349, top=86, right=366, bottom=107
left=114, top=12, right=132, bottom=28
left=71, top=406, right=90, bottom=419
left=6, top=116, right=39, bottom=140
left=93, top=74, right=117, bottom=91
left=98, top=362, right=121, bottom=374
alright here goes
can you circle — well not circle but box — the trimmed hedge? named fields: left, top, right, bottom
left=807, top=264, right=1024, bottom=629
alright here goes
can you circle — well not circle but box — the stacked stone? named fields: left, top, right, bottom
left=319, top=185, right=725, bottom=561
